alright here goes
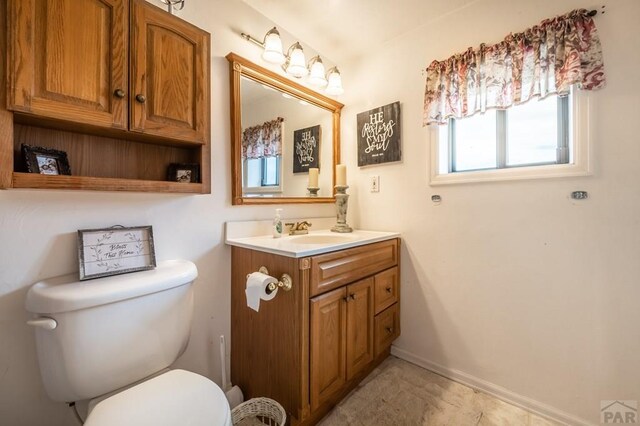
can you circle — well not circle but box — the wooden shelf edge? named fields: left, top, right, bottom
left=11, top=172, right=206, bottom=194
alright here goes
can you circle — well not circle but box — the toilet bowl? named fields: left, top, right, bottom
left=25, top=260, right=231, bottom=425
left=85, top=370, right=231, bottom=426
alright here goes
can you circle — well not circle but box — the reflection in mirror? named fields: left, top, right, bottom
left=227, top=53, right=343, bottom=205
left=241, top=76, right=334, bottom=198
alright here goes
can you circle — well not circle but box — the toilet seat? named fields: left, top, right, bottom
left=84, top=369, right=232, bottom=426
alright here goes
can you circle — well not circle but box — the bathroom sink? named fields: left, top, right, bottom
left=289, top=234, right=356, bottom=245
left=225, top=221, right=400, bottom=258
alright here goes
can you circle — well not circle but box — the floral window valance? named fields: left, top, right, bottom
left=423, top=9, right=606, bottom=125
left=242, top=117, right=284, bottom=159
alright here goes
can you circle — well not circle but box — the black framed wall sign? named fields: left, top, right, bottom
left=293, top=125, right=320, bottom=173
left=357, top=101, right=401, bottom=166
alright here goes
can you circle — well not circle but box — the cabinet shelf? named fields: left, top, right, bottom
left=12, top=173, right=204, bottom=194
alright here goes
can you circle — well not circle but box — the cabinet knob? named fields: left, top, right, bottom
left=385, top=287, right=392, bottom=294
left=343, top=296, right=350, bottom=303
left=350, top=293, right=356, bottom=300
left=113, top=89, right=125, bottom=99
left=386, top=327, right=394, bottom=334
left=135, top=94, right=147, bottom=103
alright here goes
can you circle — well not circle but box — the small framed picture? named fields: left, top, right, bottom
left=22, top=144, right=72, bottom=175
left=77, top=225, right=157, bottom=281
left=167, top=163, right=200, bottom=183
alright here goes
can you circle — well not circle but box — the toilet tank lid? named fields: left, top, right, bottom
left=26, top=260, right=198, bottom=314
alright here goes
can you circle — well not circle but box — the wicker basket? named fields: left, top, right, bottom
left=231, top=397, right=287, bottom=426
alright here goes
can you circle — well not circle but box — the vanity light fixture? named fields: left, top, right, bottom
left=261, top=27, right=286, bottom=64
left=284, top=42, right=308, bottom=78
left=240, top=27, right=345, bottom=95
left=307, top=56, right=328, bottom=87
left=325, top=67, right=344, bottom=96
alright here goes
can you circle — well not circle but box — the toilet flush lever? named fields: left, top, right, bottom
left=27, top=317, right=57, bottom=330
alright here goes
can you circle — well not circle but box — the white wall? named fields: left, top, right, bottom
left=0, top=1, right=335, bottom=424
left=340, top=0, right=640, bottom=424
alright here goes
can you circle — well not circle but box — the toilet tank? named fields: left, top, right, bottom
left=25, top=259, right=198, bottom=403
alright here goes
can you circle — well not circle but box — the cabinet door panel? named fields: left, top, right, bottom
left=346, top=278, right=374, bottom=380
left=310, top=287, right=346, bottom=411
left=374, top=303, right=400, bottom=357
left=130, top=0, right=209, bottom=144
left=8, top=0, right=127, bottom=128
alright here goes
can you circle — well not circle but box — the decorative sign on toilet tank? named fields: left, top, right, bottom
left=77, top=225, right=157, bottom=280
left=293, top=125, right=321, bottom=173
left=357, top=101, right=401, bottom=166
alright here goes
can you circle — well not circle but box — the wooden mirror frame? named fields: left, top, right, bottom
left=226, top=53, right=344, bottom=205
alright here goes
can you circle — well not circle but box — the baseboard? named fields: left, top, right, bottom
left=390, top=346, right=594, bottom=426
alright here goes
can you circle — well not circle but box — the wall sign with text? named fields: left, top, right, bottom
left=293, top=125, right=320, bottom=173
left=357, top=101, right=401, bottom=166
left=77, top=225, right=157, bottom=280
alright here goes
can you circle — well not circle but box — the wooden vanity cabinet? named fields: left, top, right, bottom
left=1, top=0, right=211, bottom=193
left=231, top=238, right=401, bottom=425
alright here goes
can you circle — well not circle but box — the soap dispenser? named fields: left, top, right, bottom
left=273, top=209, right=283, bottom=238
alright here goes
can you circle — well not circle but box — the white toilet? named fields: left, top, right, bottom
left=25, top=259, right=232, bottom=426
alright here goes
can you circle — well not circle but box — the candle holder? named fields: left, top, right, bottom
left=331, top=185, right=353, bottom=233
left=307, top=187, right=320, bottom=197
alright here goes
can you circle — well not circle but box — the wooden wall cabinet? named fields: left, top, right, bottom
left=231, top=239, right=401, bottom=425
left=1, top=0, right=211, bottom=193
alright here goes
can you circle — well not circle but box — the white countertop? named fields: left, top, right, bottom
left=225, top=219, right=399, bottom=258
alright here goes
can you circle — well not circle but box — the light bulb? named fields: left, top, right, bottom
left=262, top=27, right=285, bottom=64
left=325, top=67, right=344, bottom=96
left=308, top=56, right=327, bottom=87
left=285, top=42, right=308, bottom=78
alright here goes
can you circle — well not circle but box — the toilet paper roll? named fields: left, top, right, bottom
left=245, top=272, right=278, bottom=312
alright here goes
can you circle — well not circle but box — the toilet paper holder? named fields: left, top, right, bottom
left=247, top=266, right=293, bottom=294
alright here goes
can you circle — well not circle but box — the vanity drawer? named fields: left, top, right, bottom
left=310, top=239, right=398, bottom=297
left=374, top=267, right=398, bottom=315
left=374, top=303, right=400, bottom=357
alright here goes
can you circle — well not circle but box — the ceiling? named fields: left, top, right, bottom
left=241, top=0, right=480, bottom=64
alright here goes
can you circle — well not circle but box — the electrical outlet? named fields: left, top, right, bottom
left=370, top=175, right=380, bottom=193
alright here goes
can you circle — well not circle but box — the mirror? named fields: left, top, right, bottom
left=226, top=53, right=343, bottom=205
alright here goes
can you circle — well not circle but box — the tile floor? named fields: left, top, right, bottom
left=318, top=356, right=563, bottom=426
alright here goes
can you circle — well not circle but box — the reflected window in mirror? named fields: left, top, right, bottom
left=243, top=156, right=282, bottom=194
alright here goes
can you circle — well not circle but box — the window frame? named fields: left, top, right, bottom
left=430, top=89, right=591, bottom=186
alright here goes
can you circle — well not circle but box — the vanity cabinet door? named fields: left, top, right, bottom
left=345, top=278, right=374, bottom=380
left=310, top=287, right=347, bottom=411
left=8, top=0, right=128, bottom=129
left=130, top=0, right=209, bottom=144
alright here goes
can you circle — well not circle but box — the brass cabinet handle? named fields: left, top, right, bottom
left=343, top=296, right=349, bottom=302
left=350, top=293, right=356, bottom=300
left=385, top=287, right=392, bottom=294
left=386, top=327, right=394, bottom=334
left=113, top=89, right=125, bottom=99
left=135, top=94, right=147, bottom=103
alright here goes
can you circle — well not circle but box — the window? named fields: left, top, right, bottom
left=432, top=89, right=590, bottom=185
left=243, top=156, right=282, bottom=193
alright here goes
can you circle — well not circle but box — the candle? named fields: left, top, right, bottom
left=308, top=168, right=319, bottom=187
left=336, top=164, right=346, bottom=186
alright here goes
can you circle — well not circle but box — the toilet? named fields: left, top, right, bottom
left=25, top=259, right=232, bottom=426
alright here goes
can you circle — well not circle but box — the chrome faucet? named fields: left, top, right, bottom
left=285, top=221, right=312, bottom=235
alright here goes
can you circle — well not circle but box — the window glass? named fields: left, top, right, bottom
left=263, top=156, right=279, bottom=186
left=507, top=96, right=558, bottom=166
left=454, top=110, right=497, bottom=171
left=245, top=158, right=262, bottom=187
